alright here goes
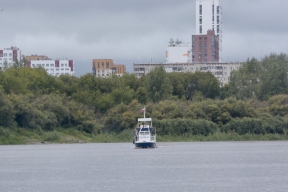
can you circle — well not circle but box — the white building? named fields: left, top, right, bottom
left=133, top=62, right=242, bottom=86
left=196, top=0, right=222, bottom=61
left=0, top=46, right=22, bottom=69
left=28, top=59, right=75, bottom=76
left=166, top=39, right=192, bottom=63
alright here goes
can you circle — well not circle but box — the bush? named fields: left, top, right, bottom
left=154, top=119, right=218, bottom=136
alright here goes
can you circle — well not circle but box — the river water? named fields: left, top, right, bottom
left=1, top=141, right=288, bottom=192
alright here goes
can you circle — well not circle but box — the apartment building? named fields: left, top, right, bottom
left=92, top=59, right=126, bottom=77
left=26, top=55, right=75, bottom=76
left=0, top=46, right=22, bottom=69
left=133, top=62, right=242, bottom=86
left=25, top=55, right=49, bottom=61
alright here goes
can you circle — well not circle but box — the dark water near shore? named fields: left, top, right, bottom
left=1, top=142, right=288, bottom=192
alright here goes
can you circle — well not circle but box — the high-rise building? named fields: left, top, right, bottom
left=196, top=0, right=222, bottom=61
left=192, top=30, right=219, bottom=63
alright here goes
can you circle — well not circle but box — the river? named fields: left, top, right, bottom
left=1, top=141, right=288, bottom=192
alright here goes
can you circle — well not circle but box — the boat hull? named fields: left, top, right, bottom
left=135, top=142, right=156, bottom=148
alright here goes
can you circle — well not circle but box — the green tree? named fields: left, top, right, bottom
left=167, top=72, right=185, bottom=99
left=229, top=58, right=261, bottom=99
left=145, top=66, right=172, bottom=102
left=259, top=53, right=288, bottom=100
left=0, top=90, right=16, bottom=127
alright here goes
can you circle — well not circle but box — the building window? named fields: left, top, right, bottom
left=9, top=53, right=12, bottom=57
left=199, top=41, right=202, bottom=48
left=61, top=64, right=64, bottom=67
left=199, top=16, right=202, bottom=24
left=200, top=25, right=202, bottom=34
left=199, top=4, right=202, bottom=15
left=50, top=64, right=54, bottom=67
left=217, top=16, right=219, bottom=24
left=46, top=64, right=49, bottom=67
left=217, top=6, right=220, bottom=14
left=98, top=62, right=100, bottom=68
left=217, top=25, right=219, bottom=33
left=102, top=62, right=104, bottom=68
left=4, top=53, right=7, bottom=57
left=106, top=62, right=109, bottom=68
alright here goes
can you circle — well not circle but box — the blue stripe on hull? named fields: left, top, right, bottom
left=135, top=142, right=156, bottom=148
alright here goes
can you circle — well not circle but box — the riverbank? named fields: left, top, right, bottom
left=1, top=127, right=288, bottom=145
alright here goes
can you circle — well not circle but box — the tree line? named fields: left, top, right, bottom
left=0, top=53, right=288, bottom=137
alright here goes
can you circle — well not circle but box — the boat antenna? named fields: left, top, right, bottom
left=144, top=106, right=146, bottom=119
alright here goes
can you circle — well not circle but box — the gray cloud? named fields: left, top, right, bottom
left=1, top=0, right=287, bottom=76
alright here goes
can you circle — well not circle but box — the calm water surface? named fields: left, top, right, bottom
left=1, top=142, right=288, bottom=192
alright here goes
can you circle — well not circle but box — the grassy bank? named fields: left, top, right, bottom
left=1, top=127, right=288, bottom=145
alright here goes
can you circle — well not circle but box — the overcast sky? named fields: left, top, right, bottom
left=1, top=0, right=287, bottom=76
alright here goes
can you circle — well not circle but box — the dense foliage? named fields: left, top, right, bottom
left=1, top=53, right=288, bottom=142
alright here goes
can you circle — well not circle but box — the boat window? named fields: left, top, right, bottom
left=141, top=128, right=149, bottom=131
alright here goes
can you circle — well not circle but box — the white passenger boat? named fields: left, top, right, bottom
left=133, top=117, right=156, bottom=148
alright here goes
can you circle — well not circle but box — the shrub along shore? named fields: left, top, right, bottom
left=1, top=127, right=288, bottom=145
left=1, top=53, right=288, bottom=145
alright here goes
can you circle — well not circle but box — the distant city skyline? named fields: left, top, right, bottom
left=0, top=0, right=287, bottom=76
